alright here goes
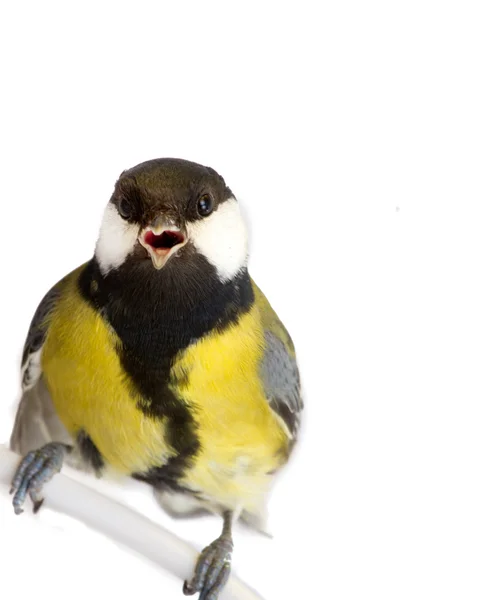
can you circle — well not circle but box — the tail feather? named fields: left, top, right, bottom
left=10, top=376, right=72, bottom=455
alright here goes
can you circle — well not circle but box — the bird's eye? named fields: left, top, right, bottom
left=118, top=198, right=132, bottom=220
left=197, top=194, right=214, bottom=217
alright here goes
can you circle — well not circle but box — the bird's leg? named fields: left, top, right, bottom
left=183, top=509, right=234, bottom=600
left=10, top=442, right=71, bottom=515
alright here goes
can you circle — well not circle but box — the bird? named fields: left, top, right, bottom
left=9, top=157, right=303, bottom=599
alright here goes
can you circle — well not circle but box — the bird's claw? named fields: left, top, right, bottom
left=183, top=535, right=233, bottom=600
left=10, top=442, right=68, bottom=515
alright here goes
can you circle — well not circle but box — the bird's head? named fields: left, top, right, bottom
left=95, top=158, right=248, bottom=281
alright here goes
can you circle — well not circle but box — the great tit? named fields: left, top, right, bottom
left=10, top=158, right=303, bottom=599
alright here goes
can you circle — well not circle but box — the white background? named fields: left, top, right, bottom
left=0, top=1, right=488, bottom=599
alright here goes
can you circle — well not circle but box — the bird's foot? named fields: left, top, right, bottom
left=183, top=534, right=233, bottom=600
left=10, top=442, right=69, bottom=515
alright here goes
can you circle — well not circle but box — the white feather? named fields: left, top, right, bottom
left=21, top=347, right=43, bottom=391
left=95, top=203, right=139, bottom=275
left=154, top=490, right=204, bottom=516
left=187, top=197, right=248, bottom=281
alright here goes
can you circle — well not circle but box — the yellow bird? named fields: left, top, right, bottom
left=10, top=158, right=303, bottom=599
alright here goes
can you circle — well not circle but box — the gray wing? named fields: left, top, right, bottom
left=11, top=276, right=74, bottom=456
left=260, top=330, right=303, bottom=439
left=20, top=281, right=65, bottom=391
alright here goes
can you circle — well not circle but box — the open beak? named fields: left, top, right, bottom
left=138, top=222, right=187, bottom=270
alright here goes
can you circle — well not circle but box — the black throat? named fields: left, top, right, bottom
left=79, top=254, right=254, bottom=379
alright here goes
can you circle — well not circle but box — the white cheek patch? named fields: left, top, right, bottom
left=187, top=198, right=248, bottom=281
left=95, top=203, right=139, bottom=275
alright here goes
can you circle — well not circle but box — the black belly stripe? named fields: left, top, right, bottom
left=77, top=254, right=254, bottom=487
left=132, top=454, right=201, bottom=494
left=77, top=429, right=104, bottom=474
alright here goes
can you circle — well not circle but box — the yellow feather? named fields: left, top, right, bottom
left=175, top=304, right=288, bottom=512
left=252, top=280, right=296, bottom=356
left=41, top=268, right=288, bottom=513
left=42, top=269, right=174, bottom=474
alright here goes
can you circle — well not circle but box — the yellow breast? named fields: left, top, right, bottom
left=41, top=271, right=288, bottom=511
left=173, top=305, right=289, bottom=511
left=41, top=272, right=174, bottom=474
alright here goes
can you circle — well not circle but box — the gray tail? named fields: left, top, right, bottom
left=10, top=376, right=72, bottom=455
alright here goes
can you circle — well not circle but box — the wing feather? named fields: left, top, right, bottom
left=252, top=281, right=303, bottom=438
left=12, top=271, right=77, bottom=456
left=20, top=273, right=70, bottom=390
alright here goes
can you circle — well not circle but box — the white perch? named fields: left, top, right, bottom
left=0, top=446, right=263, bottom=600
